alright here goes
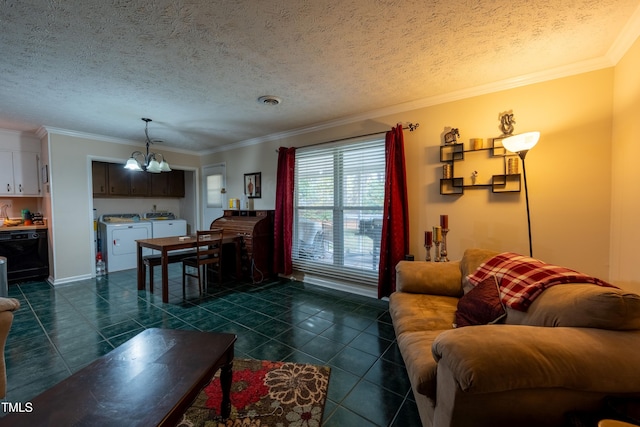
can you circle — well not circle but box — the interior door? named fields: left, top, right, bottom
left=202, top=163, right=226, bottom=229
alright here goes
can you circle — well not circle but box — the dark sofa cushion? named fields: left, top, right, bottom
left=454, top=275, right=506, bottom=328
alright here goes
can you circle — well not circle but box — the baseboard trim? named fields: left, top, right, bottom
left=289, top=271, right=381, bottom=300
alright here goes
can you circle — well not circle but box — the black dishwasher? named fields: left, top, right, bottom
left=0, top=229, right=49, bottom=283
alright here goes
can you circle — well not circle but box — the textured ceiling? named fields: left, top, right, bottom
left=1, top=0, right=639, bottom=153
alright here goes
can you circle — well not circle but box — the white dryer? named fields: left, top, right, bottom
left=99, top=214, right=153, bottom=273
left=143, top=212, right=188, bottom=255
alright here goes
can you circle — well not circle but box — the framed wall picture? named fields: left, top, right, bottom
left=244, top=172, right=261, bottom=198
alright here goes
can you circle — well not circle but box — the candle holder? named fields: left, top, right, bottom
left=424, top=244, right=432, bottom=262
left=440, top=228, right=450, bottom=262
left=434, top=241, right=441, bottom=262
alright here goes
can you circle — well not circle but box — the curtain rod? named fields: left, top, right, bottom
left=276, top=122, right=419, bottom=152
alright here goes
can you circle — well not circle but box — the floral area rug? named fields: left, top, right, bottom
left=178, top=358, right=331, bottom=427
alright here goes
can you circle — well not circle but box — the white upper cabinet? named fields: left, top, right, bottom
left=0, top=151, right=41, bottom=196
left=0, top=153, right=14, bottom=195
left=0, top=129, right=42, bottom=197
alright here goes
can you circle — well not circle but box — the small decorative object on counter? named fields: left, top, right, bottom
left=31, top=212, right=45, bottom=225
left=471, top=138, right=483, bottom=150
left=0, top=204, right=8, bottom=220
left=96, top=252, right=106, bottom=278
left=228, top=198, right=241, bottom=210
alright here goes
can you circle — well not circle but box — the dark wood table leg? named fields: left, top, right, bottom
left=162, top=249, right=169, bottom=303
left=220, top=358, right=233, bottom=418
left=0, top=329, right=238, bottom=427
left=137, top=244, right=144, bottom=291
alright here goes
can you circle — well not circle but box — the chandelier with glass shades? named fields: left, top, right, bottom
left=124, top=118, right=171, bottom=173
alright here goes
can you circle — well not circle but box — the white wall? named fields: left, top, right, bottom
left=610, top=35, right=640, bottom=293
left=45, top=131, right=200, bottom=284
left=16, top=36, right=640, bottom=290
left=203, top=69, right=616, bottom=282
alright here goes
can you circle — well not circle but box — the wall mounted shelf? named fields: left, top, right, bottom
left=439, top=140, right=521, bottom=195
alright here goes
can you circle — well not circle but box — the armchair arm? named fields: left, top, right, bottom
left=0, top=298, right=17, bottom=399
left=432, top=325, right=640, bottom=394
left=396, top=260, right=462, bottom=296
left=0, top=297, right=19, bottom=313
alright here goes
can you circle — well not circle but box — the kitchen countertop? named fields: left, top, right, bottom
left=0, top=225, right=48, bottom=232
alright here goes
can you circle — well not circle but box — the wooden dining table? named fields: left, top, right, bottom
left=136, top=234, right=242, bottom=303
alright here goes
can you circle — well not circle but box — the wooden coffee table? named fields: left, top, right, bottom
left=0, top=328, right=236, bottom=426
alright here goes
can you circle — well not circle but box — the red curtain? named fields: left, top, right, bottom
left=377, top=125, right=409, bottom=298
left=273, top=147, right=296, bottom=275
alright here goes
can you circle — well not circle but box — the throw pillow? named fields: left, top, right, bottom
left=454, top=275, right=506, bottom=328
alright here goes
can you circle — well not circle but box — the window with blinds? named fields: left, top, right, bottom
left=292, top=138, right=385, bottom=286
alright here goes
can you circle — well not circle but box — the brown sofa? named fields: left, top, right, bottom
left=0, top=296, right=20, bottom=398
left=389, top=248, right=640, bottom=427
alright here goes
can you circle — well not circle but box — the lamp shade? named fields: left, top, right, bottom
left=502, top=131, right=540, bottom=154
left=125, top=118, right=172, bottom=173
left=124, top=157, right=143, bottom=171
left=146, top=158, right=162, bottom=173
left=159, top=160, right=172, bottom=172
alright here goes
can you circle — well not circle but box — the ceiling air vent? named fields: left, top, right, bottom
left=257, top=95, right=282, bottom=106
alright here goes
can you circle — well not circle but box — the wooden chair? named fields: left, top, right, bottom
left=142, top=250, right=196, bottom=293
left=182, top=229, right=223, bottom=294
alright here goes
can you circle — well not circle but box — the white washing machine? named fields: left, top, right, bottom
left=99, top=214, right=153, bottom=273
left=143, top=212, right=188, bottom=255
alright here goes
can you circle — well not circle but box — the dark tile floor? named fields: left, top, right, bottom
left=3, top=265, right=421, bottom=426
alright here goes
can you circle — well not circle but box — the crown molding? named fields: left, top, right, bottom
left=202, top=54, right=615, bottom=155
left=38, top=125, right=196, bottom=156
left=0, top=127, right=40, bottom=140
left=607, top=3, right=640, bottom=63
left=35, top=126, right=48, bottom=139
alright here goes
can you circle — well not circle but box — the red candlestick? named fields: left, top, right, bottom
left=425, top=231, right=432, bottom=246
left=440, top=214, right=448, bottom=229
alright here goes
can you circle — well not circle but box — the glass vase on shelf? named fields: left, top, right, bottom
left=471, top=171, right=478, bottom=185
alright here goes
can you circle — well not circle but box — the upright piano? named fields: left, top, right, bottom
left=210, top=210, right=274, bottom=282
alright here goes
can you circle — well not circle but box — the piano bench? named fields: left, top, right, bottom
left=142, top=251, right=196, bottom=293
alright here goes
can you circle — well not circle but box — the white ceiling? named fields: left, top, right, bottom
left=1, top=0, right=639, bottom=153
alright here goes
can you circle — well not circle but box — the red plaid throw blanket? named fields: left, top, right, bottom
left=467, top=252, right=615, bottom=311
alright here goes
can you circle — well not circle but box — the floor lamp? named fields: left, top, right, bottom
left=502, top=132, right=540, bottom=257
